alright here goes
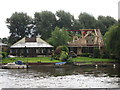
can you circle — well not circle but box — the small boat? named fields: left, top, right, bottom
left=2, top=63, right=27, bottom=69
left=2, top=60, right=28, bottom=69
left=55, top=62, right=66, bottom=66
left=54, top=62, right=66, bottom=68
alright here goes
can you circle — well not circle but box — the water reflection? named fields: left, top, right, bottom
left=28, top=64, right=120, bottom=77
left=0, top=64, right=120, bottom=88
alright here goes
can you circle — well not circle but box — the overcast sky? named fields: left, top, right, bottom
left=0, top=0, right=119, bottom=38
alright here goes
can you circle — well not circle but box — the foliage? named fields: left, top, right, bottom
left=6, top=12, right=34, bottom=44
left=104, top=23, right=120, bottom=59
left=2, top=38, right=9, bottom=44
left=56, top=10, right=74, bottom=29
left=56, top=46, right=69, bottom=52
left=78, top=12, right=96, bottom=29
left=59, top=51, right=69, bottom=61
left=52, top=46, right=69, bottom=61
left=0, top=52, right=8, bottom=59
left=79, top=53, right=90, bottom=57
left=6, top=11, right=117, bottom=45
left=48, top=27, right=70, bottom=47
left=100, top=51, right=110, bottom=59
left=34, top=11, right=57, bottom=40
left=96, top=16, right=117, bottom=35
left=93, top=48, right=100, bottom=58
left=69, top=51, right=77, bottom=58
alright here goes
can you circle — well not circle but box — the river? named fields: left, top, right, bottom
left=0, top=64, right=120, bottom=89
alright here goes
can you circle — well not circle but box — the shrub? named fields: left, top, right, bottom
left=79, top=53, right=90, bottom=57
left=0, top=52, right=8, bottom=59
left=69, top=51, right=77, bottom=58
left=52, top=45, right=69, bottom=61
left=56, top=46, right=69, bottom=52
left=59, top=51, right=69, bottom=61
left=93, top=48, right=100, bottom=58
left=100, top=51, right=110, bottom=59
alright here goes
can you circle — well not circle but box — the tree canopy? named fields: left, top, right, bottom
left=56, top=10, right=74, bottom=29
left=6, top=11, right=117, bottom=45
left=34, top=11, right=57, bottom=40
left=6, top=12, right=33, bottom=44
left=78, top=12, right=96, bottom=29
left=104, top=23, right=120, bottom=59
left=48, top=27, right=70, bottom=47
left=96, top=16, right=117, bottom=35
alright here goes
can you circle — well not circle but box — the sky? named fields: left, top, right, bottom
left=0, top=0, right=119, bottom=38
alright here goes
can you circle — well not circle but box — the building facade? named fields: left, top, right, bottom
left=10, top=37, right=53, bottom=57
left=68, top=29, right=104, bottom=55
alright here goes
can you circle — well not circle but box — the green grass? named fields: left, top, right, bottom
left=1, top=56, right=116, bottom=64
left=1, top=57, right=61, bottom=63
left=71, top=57, right=115, bottom=62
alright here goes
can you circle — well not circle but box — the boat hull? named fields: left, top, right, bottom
left=2, top=64, right=27, bottom=69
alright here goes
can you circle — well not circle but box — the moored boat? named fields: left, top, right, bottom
left=54, top=62, right=66, bottom=68
left=55, top=62, right=66, bottom=65
left=2, top=63, right=27, bottom=69
left=2, top=60, right=29, bottom=69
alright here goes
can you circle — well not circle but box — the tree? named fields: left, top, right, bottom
left=104, top=23, right=120, bottom=59
left=56, top=10, right=74, bottom=29
left=6, top=12, right=33, bottom=44
left=48, top=27, right=70, bottom=47
left=96, top=16, right=117, bottom=35
left=78, top=12, right=96, bottom=29
left=34, top=11, right=57, bottom=40
left=2, top=37, right=8, bottom=44
left=71, top=19, right=82, bottom=30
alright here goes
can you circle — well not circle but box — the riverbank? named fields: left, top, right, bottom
left=1, top=56, right=118, bottom=65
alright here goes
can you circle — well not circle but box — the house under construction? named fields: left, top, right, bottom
left=68, top=29, right=104, bottom=55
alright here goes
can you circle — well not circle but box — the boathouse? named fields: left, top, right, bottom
left=10, top=36, right=53, bottom=57
left=68, top=29, right=104, bottom=55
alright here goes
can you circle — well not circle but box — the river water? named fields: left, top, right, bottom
left=0, top=64, right=120, bottom=89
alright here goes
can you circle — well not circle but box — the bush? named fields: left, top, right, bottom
left=59, top=51, right=69, bottom=61
left=52, top=45, right=69, bottom=61
left=93, top=48, right=100, bottom=58
left=0, top=52, right=8, bottom=59
left=69, top=51, right=77, bottom=58
left=79, top=53, right=90, bottom=57
left=56, top=46, right=69, bottom=52
left=100, top=51, right=110, bottom=59
left=109, top=54, right=117, bottom=59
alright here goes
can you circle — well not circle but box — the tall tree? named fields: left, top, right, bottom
left=96, top=16, right=117, bottom=35
left=48, top=27, right=70, bottom=47
left=34, top=11, right=57, bottom=40
left=104, top=22, right=120, bottom=59
left=71, top=19, right=82, bottom=30
left=56, top=10, right=74, bottom=29
left=78, top=12, right=96, bottom=29
left=6, top=12, right=33, bottom=44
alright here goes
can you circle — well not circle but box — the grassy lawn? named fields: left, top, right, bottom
left=1, top=56, right=116, bottom=64
left=1, top=57, right=61, bottom=64
left=71, top=57, right=115, bottom=62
